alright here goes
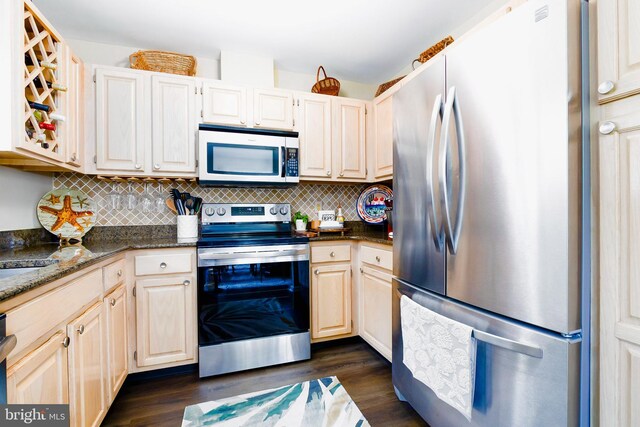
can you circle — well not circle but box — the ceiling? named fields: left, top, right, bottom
left=34, top=0, right=501, bottom=84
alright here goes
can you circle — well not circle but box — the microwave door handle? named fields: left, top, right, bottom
left=281, top=146, right=286, bottom=177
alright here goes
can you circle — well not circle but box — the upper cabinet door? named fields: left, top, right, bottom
left=597, top=0, right=640, bottom=103
left=151, top=75, right=197, bottom=174
left=254, top=88, right=294, bottom=130
left=65, top=49, right=84, bottom=168
left=372, top=91, right=394, bottom=180
left=201, top=80, right=247, bottom=126
left=297, top=93, right=332, bottom=178
left=332, top=98, right=367, bottom=180
left=95, top=68, right=147, bottom=172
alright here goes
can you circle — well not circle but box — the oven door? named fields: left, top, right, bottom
left=197, top=245, right=310, bottom=347
left=198, top=130, right=287, bottom=184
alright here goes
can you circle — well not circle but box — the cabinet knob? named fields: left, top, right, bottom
left=598, top=80, right=615, bottom=95
left=77, top=325, right=85, bottom=335
left=160, top=262, right=167, bottom=269
left=339, top=172, right=344, bottom=177
left=135, top=163, right=142, bottom=170
left=183, top=280, right=191, bottom=286
left=110, top=298, right=116, bottom=307
left=599, top=121, right=617, bottom=135
left=240, top=120, right=246, bottom=125
left=62, top=336, right=70, bottom=347
left=330, top=251, right=335, bottom=257
left=326, top=170, right=331, bottom=176
left=153, top=163, right=160, bottom=170
left=70, top=154, right=77, bottom=161
left=314, top=269, right=319, bottom=276
left=255, top=121, right=261, bottom=126
left=375, top=256, right=381, bottom=262
left=117, top=269, right=123, bottom=277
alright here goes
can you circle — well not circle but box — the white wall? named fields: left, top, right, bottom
left=67, top=39, right=377, bottom=99
left=0, top=167, right=52, bottom=231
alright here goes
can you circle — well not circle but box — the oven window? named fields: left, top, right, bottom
left=198, top=260, right=309, bottom=346
left=207, top=143, right=278, bottom=176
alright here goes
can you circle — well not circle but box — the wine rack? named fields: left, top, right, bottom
left=22, top=1, right=65, bottom=161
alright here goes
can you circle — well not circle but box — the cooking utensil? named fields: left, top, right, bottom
left=166, top=198, right=177, bottom=214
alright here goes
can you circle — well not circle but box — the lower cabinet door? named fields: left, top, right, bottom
left=360, top=266, right=392, bottom=360
left=67, top=302, right=108, bottom=427
left=6, top=331, right=69, bottom=404
left=311, top=263, right=352, bottom=339
left=105, top=284, right=127, bottom=402
left=135, top=275, right=196, bottom=367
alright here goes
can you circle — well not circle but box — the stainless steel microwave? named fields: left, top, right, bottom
left=198, top=125, right=299, bottom=186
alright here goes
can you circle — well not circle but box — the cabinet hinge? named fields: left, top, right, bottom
left=133, top=287, right=136, bottom=297
left=365, top=106, right=368, bottom=115
left=200, top=87, right=203, bottom=94
left=93, top=75, right=96, bottom=83
left=93, top=155, right=97, bottom=164
left=351, top=320, right=354, bottom=328
left=195, top=86, right=198, bottom=94
left=201, top=110, right=204, bottom=118
left=297, top=99, right=300, bottom=107
left=195, top=159, right=199, bottom=167
left=293, top=118, right=295, bottom=127
left=133, top=350, right=137, bottom=361
left=292, top=98, right=295, bottom=106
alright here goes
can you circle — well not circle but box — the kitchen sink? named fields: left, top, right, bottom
left=0, top=267, right=42, bottom=280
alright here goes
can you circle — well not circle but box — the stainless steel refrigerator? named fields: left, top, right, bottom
left=392, top=0, right=589, bottom=425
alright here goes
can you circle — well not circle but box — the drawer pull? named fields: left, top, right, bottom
left=110, top=298, right=116, bottom=307
left=62, top=336, right=70, bottom=348
left=183, top=280, right=191, bottom=286
left=375, top=256, right=381, bottom=262
left=160, top=262, right=167, bottom=269
left=117, top=269, right=123, bottom=277
left=77, top=325, right=85, bottom=335
left=330, top=251, right=335, bottom=258
left=314, top=269, right=319, bottom=276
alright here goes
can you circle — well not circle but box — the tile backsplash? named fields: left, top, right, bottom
left=53, top=173, right=369, bottom=226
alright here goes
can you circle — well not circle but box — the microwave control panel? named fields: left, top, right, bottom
left=285, top=148, right=299, bottom=177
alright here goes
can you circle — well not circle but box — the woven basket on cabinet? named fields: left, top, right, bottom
left=129, top=50, right=197, bottom=76
left=311, top=66, right=340, bottom=96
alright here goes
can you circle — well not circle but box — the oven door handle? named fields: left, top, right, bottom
left=198, top=249, right=309, bottom=267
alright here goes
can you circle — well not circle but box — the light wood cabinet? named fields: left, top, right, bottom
left=65, top=50, right=84, bottom=169
left=360, top=266, right=392, bottom=361
left=254, top=88, right=294, bottom=130
left=597, top=0, right=640, bottom=103
left=297, top=93, right=332, bottom=179
left=135, top=275, right=196, bottom=368
left=332, top=98, right=367, bottom=180
left=95, top=68, right=147, bottom=172
left=6, top=331, right=69, bottom=405
left=372, top=90, right=394, bottom=180
left=67, top=302, right=108, bottom=427
left=105, top=284, right=127, bottom=403
left=201, top=80, right=247, bottom=126
left=151, top=75, right=197, bottom=173
left=311, top=264, right=352, bottom=339
left=599, top=98, right=640, bottom=426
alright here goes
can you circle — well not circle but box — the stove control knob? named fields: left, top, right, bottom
left=217, top=207, right=227, bottom=216
left=205, top=207, right=214, bottom=216
left=279, top=206, right=289, bottom=216
left=269, top=206, right=278, bottom=215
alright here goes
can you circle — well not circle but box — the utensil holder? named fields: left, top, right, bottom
left=177, top=216, right=198, bottom=240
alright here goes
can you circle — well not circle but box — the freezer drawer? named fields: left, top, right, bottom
left=392, top=279, right=580, bottom=427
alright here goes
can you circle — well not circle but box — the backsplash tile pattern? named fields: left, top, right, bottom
left=53, top=173, right=368, bottom=226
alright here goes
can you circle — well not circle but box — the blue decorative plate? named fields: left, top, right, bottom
left=356, top=185, right=392, bottom=224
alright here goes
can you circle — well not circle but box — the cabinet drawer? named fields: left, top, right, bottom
left=134, top=253, right=192, bottom=276
left=103, top=259, right=125, bottom=293
left=7, top=269, right=102, bottom=364
left=360, top=245, right=393, bottom=271
left=311, top=244, right=351, bottom=263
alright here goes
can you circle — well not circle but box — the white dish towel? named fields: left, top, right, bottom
left=400, top=295, right=477, bottom=421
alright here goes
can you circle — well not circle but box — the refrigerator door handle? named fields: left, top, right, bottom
left=472, top=329, right=543, bottom=359
left=427, top=93, right=444, bottom=251
left=438, top=86, right=466, bottom=254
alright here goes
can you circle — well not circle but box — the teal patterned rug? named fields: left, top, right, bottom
left=182, top=376, right=370, bottom=426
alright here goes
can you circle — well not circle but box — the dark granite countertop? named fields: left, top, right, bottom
left=0, top=223, right=391, bottom=303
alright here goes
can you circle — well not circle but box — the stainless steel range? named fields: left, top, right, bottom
left=196, top=203, right=310, bottom=378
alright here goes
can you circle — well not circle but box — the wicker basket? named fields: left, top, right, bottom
left=311, top=66, right=340, bottom=96
left=415, top=36, right=454, bottom=66
left=129, top=50, right=197, bottom=76
left=375, top=76, right=406, bottom=97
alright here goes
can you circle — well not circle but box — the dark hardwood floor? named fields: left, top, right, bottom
left=102, top=338, right=427, bottom=426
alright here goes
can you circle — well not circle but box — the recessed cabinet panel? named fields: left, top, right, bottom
left=105, top=285, right=127, bottom=402
left=201, top=81, right=247, bottom=126
left=298, top=93, right=332, bottom=178
left=151, top=75, right=197, bottom=173
left=95, top=68, right=146, bottom=172
left=254, top=89, right=294, bottom=130
left=311, top=264, right=352, bottom=339
left=66, top=50, right=84, bottom=168
left=373, top=92, right=394, bottom=179
left=361, top=266, right=392, bottom=360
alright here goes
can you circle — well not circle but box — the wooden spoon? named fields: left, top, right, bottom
left=166, top=198, right=177, bottom=214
